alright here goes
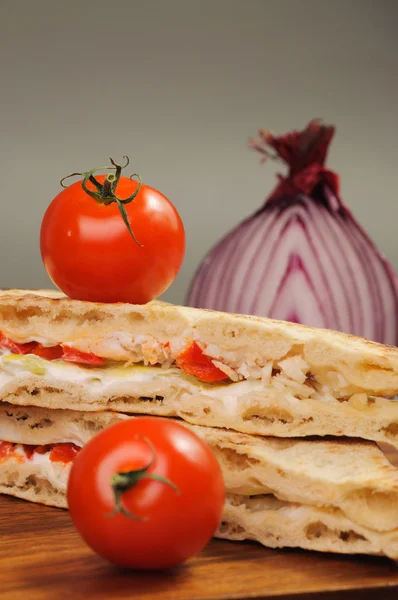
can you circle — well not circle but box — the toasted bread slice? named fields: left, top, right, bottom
left=1, top=403, right=398, bottom=532
left=1, top=451, right=396, bottom=560
left=217, top=494, right=398, bottom=560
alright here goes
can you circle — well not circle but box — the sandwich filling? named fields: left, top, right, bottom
left=1, top=331, right=398, bottom=449
left=1, top=330, right=395, bottom=401
left=0, top=440, right=80, bottom=465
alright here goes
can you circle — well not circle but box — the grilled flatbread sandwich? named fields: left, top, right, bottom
left=1, top=403, right=398, bottom=559
left=0, top=290, right=398, bottom=448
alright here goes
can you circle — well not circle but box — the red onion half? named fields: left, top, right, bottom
left=186, top=120, right=398, bottom=345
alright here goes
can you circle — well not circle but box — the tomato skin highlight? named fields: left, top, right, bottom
left=176, top=342, right=229, bottom=383
left=67, top=417, right=225, bottom=570
left=40, top=176, right=185, bottom=304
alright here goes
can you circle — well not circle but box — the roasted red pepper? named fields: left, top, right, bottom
left=0, top=331, right=104, bottom=366
left=62, top=346, right=104, bottom=366
left=31, top=344, right=63, bottom=360
left=0, top=441, right=16, bottom=463
left=49, top=443, right=80, bottom=464
left=0, top=332, right=37, bottom=355
left=176, top=342, right=228, bottom=383
left=3, top=441, right=80, bottom=464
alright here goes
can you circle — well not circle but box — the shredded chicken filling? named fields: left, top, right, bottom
left=0, top=334, right=395, bottom=407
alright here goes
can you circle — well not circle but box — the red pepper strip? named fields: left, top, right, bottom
left=0, top=331, right=105, bottom=365
left=176, top=342, right=229, bottom=383
left=0, top=441, right=16, bottom=461
left=62, top=346, right=105, bottom=366
left=49, top=443, right=80, bottom=464
left=1, top=441, right=81, bottom=465
left=32, top=343, right=103, bottom=364
left=0, top=441, right=25, bottom=464
left=23, top=445, right=35, bottom=459
left=0, top=332, right=38, bottom=355
left=31, top=344, right=63, bottom=360
left=34, top=445, right=51, bottom=455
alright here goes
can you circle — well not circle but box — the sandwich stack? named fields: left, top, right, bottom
left=0, top=289, right=398, bottom=559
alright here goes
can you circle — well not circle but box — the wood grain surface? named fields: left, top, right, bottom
left=1, top=495, right=397, bottom=600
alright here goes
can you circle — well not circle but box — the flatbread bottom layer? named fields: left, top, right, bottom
left=220, top=495, right=398, bottom=559
left=1, top=457, right=397, bottom=560
left=2, top=403, right=398, bottom=533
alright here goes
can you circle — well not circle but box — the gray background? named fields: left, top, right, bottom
left=1, top=0, right=397, bottom=305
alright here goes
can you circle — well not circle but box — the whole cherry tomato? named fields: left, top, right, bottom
left=40, top=158, right=185, bottom=304
left=67, top=417, right=225, bottom=570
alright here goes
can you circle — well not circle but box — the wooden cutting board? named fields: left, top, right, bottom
left=1, top=495, right=397, bottom=600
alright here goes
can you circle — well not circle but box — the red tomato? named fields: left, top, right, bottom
left=67, top=417, right=225, bottom=570
left=40, top=162, right=185, bottom=304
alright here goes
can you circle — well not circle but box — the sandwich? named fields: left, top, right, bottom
left=0, top=289, right=398, bottom=448
left=2, top=289, right=398, bottom=560
left=1, top=403, right=398, bottom=559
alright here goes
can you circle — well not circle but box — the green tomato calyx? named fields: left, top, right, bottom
left=107, top=435, right=180, bottom=520
left=60, top=156, right=143, bottom=246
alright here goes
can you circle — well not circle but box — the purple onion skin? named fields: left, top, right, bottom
left=186, top=182, right=398, bottom=346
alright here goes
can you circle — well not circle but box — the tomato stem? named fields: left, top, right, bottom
left=107, top=436, right=180, bottom=520
left=60, top=156, right=143, bottom=246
